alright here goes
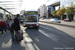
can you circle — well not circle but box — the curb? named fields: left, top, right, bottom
left=40, top=21, right=75, bottom=28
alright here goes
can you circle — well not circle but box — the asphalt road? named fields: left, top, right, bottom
left=0, top=22, right=75, bottom=50
left=24, top=22, right=75, bottom=50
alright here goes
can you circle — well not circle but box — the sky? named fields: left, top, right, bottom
left=0, top=0, right=48, bottom=14
left=21, top=0, right=47, bottom=11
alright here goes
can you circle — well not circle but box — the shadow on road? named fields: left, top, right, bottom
left=25, top=24, right=75, bottom=50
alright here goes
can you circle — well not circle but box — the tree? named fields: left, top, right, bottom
left=66, top=2, right=75, bottom=20
left=56, top=7, right=66, bottom=20
left=51, top=10, right=57, bottom=16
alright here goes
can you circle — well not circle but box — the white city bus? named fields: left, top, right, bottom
left=23, top=11, right=39, bottom=30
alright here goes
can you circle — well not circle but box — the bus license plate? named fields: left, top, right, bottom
left=29, top=26, right=33, bottom=27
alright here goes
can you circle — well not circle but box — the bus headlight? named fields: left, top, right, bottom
left=23, top=24, right=26, bottom=26
left=37, top=24, right=39, bottom=26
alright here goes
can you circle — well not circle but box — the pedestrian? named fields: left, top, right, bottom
left=14, top=14, right=20, bottom=43
left=6, top=17, right=10, bottom=29
left=9, top=18, right=14, bottom=42
left=0, top=18, right=7, bottom=35
left=6, top=17, right=10, bottom=26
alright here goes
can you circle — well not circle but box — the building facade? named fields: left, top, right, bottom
left=37, top=8, right=40, bottom=15
left=38, top=4, right=47, bottom=18
left=46, top=0, right=75, bottom=8
left=46, top=0, right=75, bottom=20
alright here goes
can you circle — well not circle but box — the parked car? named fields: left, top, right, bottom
left=64, top=18, right=71, bottom=22
left=50, top=18, right=61, bottom=23
left=41, top=18, right=44, bottom=20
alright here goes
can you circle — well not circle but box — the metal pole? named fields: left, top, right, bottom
left=4, top=10, right=5, bottom=18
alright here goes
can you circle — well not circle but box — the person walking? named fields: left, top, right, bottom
left=9, top=18, right=14, bottom=42
left=0, top=18, right=7, bottom=35
left=6, top=17, right=10, bottom=28
left=14, top=14, right=20, bottom=43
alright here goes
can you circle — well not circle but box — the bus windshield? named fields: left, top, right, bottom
left=25, top=16, right=37, bottom=22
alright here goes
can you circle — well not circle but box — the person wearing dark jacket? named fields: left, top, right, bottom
left=9, top=18, right=14, bottom=42
left=14, top=14, right=20, bottom=43
left=6, top=17, right=10, bottom=28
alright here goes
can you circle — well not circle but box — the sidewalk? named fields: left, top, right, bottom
left=39, top=19, right=75, bottom=28
left=0, top=30, right=26, bottom=50
left=0, top=26, right=36, bottom=50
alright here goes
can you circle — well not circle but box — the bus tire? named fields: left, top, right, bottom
left=36, top=26, right=39, bottom=30
left=27, top=27, right=30, bottom=29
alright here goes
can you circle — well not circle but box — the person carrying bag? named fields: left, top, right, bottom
left=15, top=30, right=23, bottom=42
left=14, top=14, right=21, bottom=43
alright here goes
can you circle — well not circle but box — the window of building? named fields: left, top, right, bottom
left=73, top=2, right=75, bottom=4
left=66, top=4, right=68, bottom=7
left=55, top=6, right=59, bottom=10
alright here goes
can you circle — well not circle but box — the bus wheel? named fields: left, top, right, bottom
left=27, top=27, right=30, bottom=29
left=36, top=27, right=39, bottom=30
